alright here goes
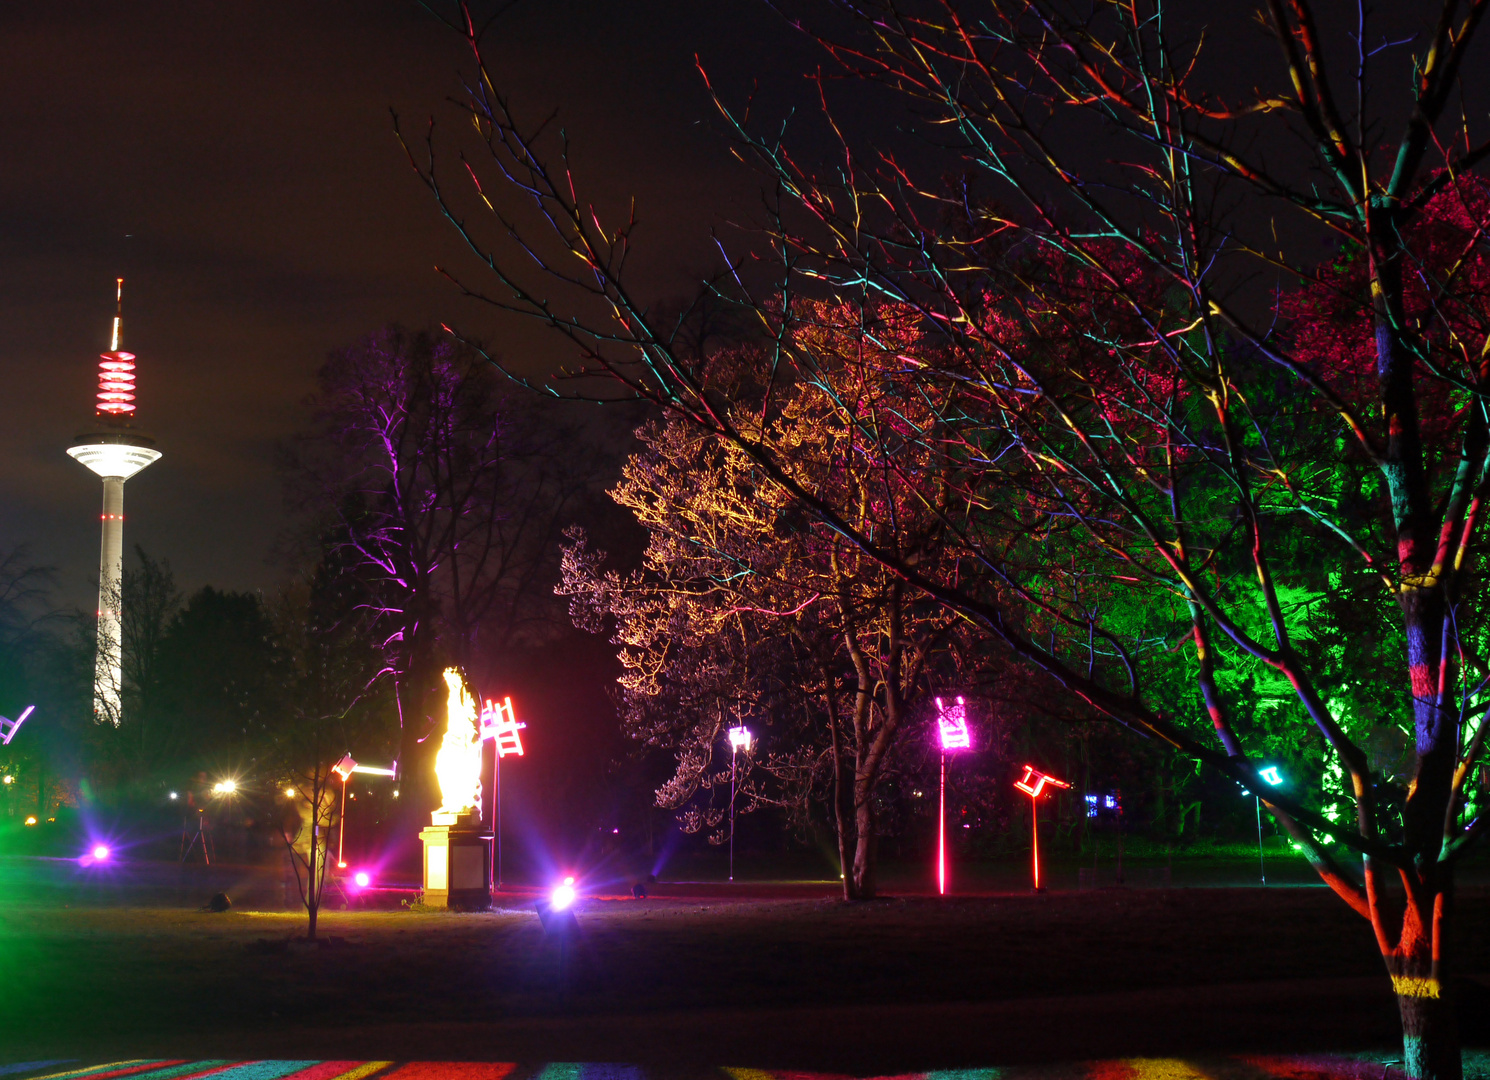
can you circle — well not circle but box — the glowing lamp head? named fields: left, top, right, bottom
left=727, top=725, right=752, bottom=752
left=168, top=791, right=178, bottom=800
left=936, top=696, right=971, bottom=751
left=212, top=779, right=237, bottom=795
left=551, top=876, right=577, bottom=911
left=1259, top=766, right=1284, bottom=786
left=91, top=844, right=110, bottom=861
left=23, top=816, right=36, bottom=826
left=353, top=871, right=371, bottom=889
left=2, top=775, right=12, bottom=785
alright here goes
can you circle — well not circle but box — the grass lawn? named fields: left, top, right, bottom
left=3, top=888, right=1488, bottom=1070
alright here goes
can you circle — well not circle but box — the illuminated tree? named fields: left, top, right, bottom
left=561, top=334, right=971, bottom=898
left=408, top=2, right=1490, bottom=1073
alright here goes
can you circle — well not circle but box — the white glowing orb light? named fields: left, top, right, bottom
left=551, top=876, right=577, bottom=911
left=434, top=668, right=484, bottom=818
left=354, top=871, right=371, bottom=889
left=92, top=844, right=110, bottom=860
left=212, top=779, right=237, bottom=795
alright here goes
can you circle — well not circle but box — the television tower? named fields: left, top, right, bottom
left=66, top=279, right=161, bottom=725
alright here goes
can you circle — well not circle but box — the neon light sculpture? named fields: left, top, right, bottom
left=1014, top=764, right=1070, bottom=891
left=479, top=695, right=524, bottom=888
left=434, top=668, right=483, bottom=821
left=0, top=705, right=34, bottom=745
left=726, top=725, right=752, bottom=882
left=935, top=697, right=971, bottom=896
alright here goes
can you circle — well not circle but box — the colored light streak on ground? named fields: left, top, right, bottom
left=0, top=705, right=35, bottom=746
left=9, top=1061, right=1421, bottom=1080
left=935, top=697, right=970, bottom=750
left=435, top=668, right=483, bottom=815
left=479, top=697, right=525, bottom=757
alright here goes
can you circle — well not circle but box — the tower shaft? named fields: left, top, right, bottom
left=94, top=476, right=126, bottom=723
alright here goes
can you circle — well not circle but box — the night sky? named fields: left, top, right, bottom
left=0, top=1, right=806, bottom=606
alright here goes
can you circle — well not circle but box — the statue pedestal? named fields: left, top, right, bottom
left=419, top=810, right=492, bottom=910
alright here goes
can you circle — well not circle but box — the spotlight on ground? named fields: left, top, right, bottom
left=535, top=875, right=579, bottom=937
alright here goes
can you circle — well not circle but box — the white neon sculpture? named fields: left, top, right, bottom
left=0, top=705, right=35, bottom=746
left=480, top=696, right=525, bottom=757
left=434, top=668, right=483, bottom=821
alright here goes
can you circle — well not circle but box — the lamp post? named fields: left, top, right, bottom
left=1248, top=765, right=1284, bottom=885
left=1014, top=765, right=1071, bottom=891
left=727, top=725, right=752, bottom=882
left=935, top=697, right=971, bottom=896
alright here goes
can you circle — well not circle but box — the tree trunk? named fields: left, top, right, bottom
left=1386, top=887, right=1459, bottom=1080
left=826, top=695, right=857, bottom=901
left=852, top=769, right=876, bottom=898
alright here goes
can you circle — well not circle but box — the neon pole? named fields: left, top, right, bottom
left=338, top=772, right=348, bottom=868
left=1031, top=791, right=1040, bottom=890
left=938, top=750, right=947, bottom=895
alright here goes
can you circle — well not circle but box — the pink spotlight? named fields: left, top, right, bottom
left=353, top=871, right=371, bottom=889
left=91, top=844, right=110, bottom=860
left=935, top=697, right=972, bottom=896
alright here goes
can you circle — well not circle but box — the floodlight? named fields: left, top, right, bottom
left=91, top=844, right=110, bottom=860
left=728, top=725, right=753, bottom=752
left=24, top=816, right=36, bottom=826
left=354, top=871, right=370, bottom=888
left=2, top=775, right=12, bottom=785
left=284, top=787, right=295, bottom=798
left=551, top=876, right=577, bottom=911
left=337, top=860, right=348, bottom=869
left=212, top=779, right=236, bottom=795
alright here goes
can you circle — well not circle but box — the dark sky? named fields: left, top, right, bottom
left=0, top=1, right=803, bottom=607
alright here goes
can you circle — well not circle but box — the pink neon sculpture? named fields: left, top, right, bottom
left=0, top=705, right=34, bottom=746
left=935, top=697, right=972, bottom=896
left=480, top=696, right=525, bottom=757
left=1014, top=765, right=1070, bottom=890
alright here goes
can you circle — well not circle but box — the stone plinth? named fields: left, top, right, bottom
left=419, top=810, right=492, bottom=910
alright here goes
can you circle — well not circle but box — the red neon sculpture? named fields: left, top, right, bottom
left=97, top=279, right=136, bottom=417
left=935, top=696, right=971, bottom=896
left=479, top=696, right=524, bottom=889
left=1015, top=765, right=1070, bottom=890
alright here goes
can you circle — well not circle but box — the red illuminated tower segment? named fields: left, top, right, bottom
left=66, top=279, right=162, bottom=725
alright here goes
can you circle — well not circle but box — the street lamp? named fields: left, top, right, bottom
left=331, top=753, right=396, bottom=869
left=935, top=697, right=972, bottom=896
left=1014, top=764, right=1071, bottom=891
left=1245, top=765, right=1285, bottom=885
left=727, top=725, right=752, bottom=882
